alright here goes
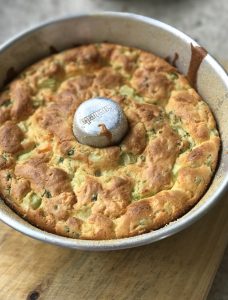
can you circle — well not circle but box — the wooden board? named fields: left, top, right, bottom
left=0, top=62, right=227, bottom=300
left=0, top=192, right=227, bottom=300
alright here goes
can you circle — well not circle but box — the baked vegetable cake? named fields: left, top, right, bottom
left=0, top=43, right=220, bottom=239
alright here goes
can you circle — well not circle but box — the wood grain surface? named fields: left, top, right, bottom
left=0, top=192, right=228, bottom=300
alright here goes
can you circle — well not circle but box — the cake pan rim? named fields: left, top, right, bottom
left=0, top=12, right=227, bottom=250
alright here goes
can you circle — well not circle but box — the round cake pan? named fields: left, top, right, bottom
left=0, top=12, right=227, bottom=251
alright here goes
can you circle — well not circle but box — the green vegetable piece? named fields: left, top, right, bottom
left=1, top=99, right=11, bottom=107
left=168, top=111, right=181, bottom=124
left=94, top=170, right=101, bottom=177
left=6, top=173, right=11, bottom=181
left=30, top=193, right=42, bottom=210
left=132, top=194, right=141, bottom=201
left=64, top=226, right=70, bottom=233
left=147, top=128, right=156, bottom=137
left=134, top=95, right=144, bottom=103
left=194, top=176, right=202, bottom=185
left=91, top=193, right=98, bottom=202
left=169, top=72, right=178, bottom=80
left=154, top=115, right=164, bottom=124
left=58, top=157, right=64, bottom=163
left=211, top=128, right=219, bottom=136
left=139, top=219, right=147, bottom=226
left=1, top=153, right=8, bottom=162
left=120, top=85, right=135, bottom=97
left=67, top=149, right=75, bottom=156
left=6, top=186, right=11, bottom=195
left=119, top=152, right=137, bottom=165
left=73, top=232, right=80, bottom=238
left=140, top=155, right=146, bottom=162
left=18, top=122, right=28, bottom=132
left=205, top=154, right=212, bottom=167
left=42, top=189, right=52, bottom=198
left=32, top=98, right=44, bottom=108
left=39, top=78, right=57, bottom=90
left=76, top=206, right=92, bottom=221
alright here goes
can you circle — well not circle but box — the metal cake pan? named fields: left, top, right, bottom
left=0, top=12, right=227, bottom=251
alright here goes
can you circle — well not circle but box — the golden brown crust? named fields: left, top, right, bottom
left=131, top=69, right=173, bottom=100
left=10, top=178, right=30, bottom=203
left=93, top=67, right=123, bottom=89
left=10, top=80, right=33, bottom=121
left=121, top=123, right=147, bottom=155
left=0, top=43, right=220, bottom=240
left=0, top=121, right=24, bottom=154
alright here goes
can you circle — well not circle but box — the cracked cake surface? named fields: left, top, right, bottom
left=0, top=43, right=220, bottom=239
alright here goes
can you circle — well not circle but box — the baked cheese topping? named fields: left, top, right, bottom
left=0, top=43, right=220, bottom=239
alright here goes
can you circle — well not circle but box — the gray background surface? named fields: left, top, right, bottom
left=0, top=0, right=227, bottom=299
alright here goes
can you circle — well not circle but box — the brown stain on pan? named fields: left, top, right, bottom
left=187, top=43, right=207, bottom=88
left=165, top=52, right=179, bottom=67
left=3, top=67, right=17, bottom=86
left=49, top=45, right=59, bottom=54
left=98, top=123, right=112, bottom=142
left=172, top=52, right=179, bottom=67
